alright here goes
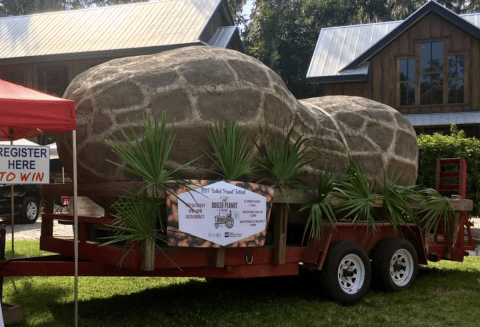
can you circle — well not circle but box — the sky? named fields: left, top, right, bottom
left=242, top=0, right=255, bottom=20
left=238, top=0, right=254, bottom=33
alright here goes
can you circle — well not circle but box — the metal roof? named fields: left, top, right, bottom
left=404, top=111, right=480, bottom=127
left=208, top=26, right=237, bottom=48
left=208, top=26, right=245, bottom=52
left=0, top=0, right=231, bottom=62
left=307, top=1, right=480, bottom=83
left=306, top=21, right=401, bottom=82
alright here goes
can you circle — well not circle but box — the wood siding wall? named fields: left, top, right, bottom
left=323, top=13, right=480, bottom=115
left=0, top=57, right=114, bottom=94
left=200, top=3, right=231, bottom=43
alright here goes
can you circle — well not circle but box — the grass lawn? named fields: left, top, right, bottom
left=2, top=240, right=480, bottom=326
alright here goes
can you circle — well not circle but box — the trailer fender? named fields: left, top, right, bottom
left=301, top=223, right=335, bottom=270
left=400, top=225, right=428, bottom=265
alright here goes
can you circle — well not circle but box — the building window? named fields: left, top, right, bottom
left=400, top=59, right=415, bottom=106
left=37, top=66, right=68, bottom=97
left=420, top=41, right=444, bottom=105
left=398, top=41, right=466, bottom=107
left=448, top=55, right=465, bottom=104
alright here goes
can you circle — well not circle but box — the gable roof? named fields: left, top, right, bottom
left=307, top=1, right=480, bottom=83
left=0, top=0, right=237, bottom=64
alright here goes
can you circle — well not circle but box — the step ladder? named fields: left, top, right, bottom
left=435, top=157, right=475, bottom=256
left=436, top=158, right=467, bottom=198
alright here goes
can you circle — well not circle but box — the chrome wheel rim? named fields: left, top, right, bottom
left=390, top=249, right=414, bottom=287
left=26, top=201, right=38, bottom=221
left=337, top=254, right=365, bottom=294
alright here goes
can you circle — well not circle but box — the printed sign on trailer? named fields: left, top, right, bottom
left=177, top=181, right=269, bottom=246
left=0, top=146, right=50, bottom=184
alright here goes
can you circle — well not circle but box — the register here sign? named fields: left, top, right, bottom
left=0, top=146, right=50, bottom=184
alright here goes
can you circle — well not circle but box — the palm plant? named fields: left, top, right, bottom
left=256, top=126, right=315, bottom=192
left=418, top=188, right=456, bottom=235
left=104, top=191, right=165, bottom=246
left=306, top=153, right=456, bottom=239
left=302, top=169, right=338, bottom=243
left=380, top=172, right=420, bottom=233
left=206, top=120, right=254, bottom=180
left=331, top=156, right=454, bottom=235
left=104, top=112, right=195, bottom=270
left=107, top=112, right=192, bottom=198
left=331, top=155, right=379, bottom=231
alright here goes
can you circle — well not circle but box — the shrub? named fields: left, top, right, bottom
left=417, top=124, right=480, bottom=215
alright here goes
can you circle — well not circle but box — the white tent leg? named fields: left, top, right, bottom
left=73, top=131, right=78, bottom=327
left=10, top=138, right=14, bottom=258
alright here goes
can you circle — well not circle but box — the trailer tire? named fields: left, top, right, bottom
left=372, top=238, right=418, bottom=292
left=320, top=241, right=371, bottom=305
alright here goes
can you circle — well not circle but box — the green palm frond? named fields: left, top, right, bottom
left=256, top=125, right=315, bottom=190
left=381, top=175, right=420, bottom=233
left=102, top=191, right=166, bottom=246
left=206, top=120, right=254, bottom=180
left=302, top=169, right=338, bottom=243
left=332, top=155, right=378, bottom=231
left=419, top=188, right=456, bottom=235
left=106, top=112, right=196, bottom=196
left=104, top=112, right=194, bottom=245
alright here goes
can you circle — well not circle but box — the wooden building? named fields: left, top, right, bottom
left=0, top=0, right=242, bottom=106
left=307, top=1, right=480, bottom=136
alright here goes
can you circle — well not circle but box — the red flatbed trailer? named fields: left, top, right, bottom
left=0, top=158, right=476, bottom=306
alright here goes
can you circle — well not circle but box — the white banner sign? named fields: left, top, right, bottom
left=0, top=145, right=50, bottom=184
left=178, top=181, right=268, bottom=246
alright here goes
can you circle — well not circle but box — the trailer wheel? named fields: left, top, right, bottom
left=320, top=241, right=371, bottom=305
left=372, top=238, right=418, bottom=292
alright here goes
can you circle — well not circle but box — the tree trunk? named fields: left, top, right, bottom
left=268, top=0, right=287, bottom=68
left=140, top=238, right=156, bottom=271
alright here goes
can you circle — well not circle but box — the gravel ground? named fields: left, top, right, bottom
left=2, top=215, right=73, bottom=240
left=467, top=218, right=480, bottom=256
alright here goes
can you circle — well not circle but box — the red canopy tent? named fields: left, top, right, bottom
left=0, top=79, right=79, bottom=325
left=0, top=79, right=76, bottom=140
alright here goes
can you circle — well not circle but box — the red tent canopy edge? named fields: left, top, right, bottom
left=0, top=79, right=76, bottom=140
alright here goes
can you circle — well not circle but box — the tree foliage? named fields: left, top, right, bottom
left=228, top=0, right=249, bottom=26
